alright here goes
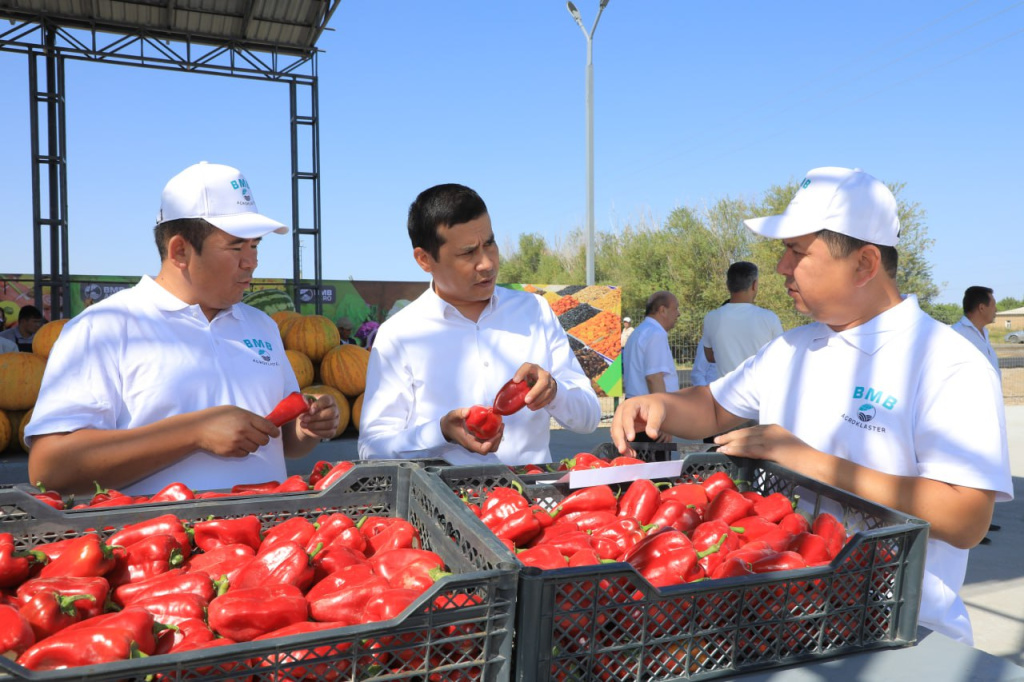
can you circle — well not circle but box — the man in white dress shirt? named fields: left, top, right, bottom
left=358, top=183, right=601, bottom=466
left=951, top=286, right=1000, bottom=376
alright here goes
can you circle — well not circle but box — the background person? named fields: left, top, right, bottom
left=26, top=161, right=339, bottom=496
left=622, top=291, right=680, bottom=399
left=951, top=285, right=1000, bottom=375
left=700, top=261, right=783, bottom=379
left=620, top=316, right=635, bottom=347
left=0, top=304, right=45, bottom=352
left=358, top=183, right=600, bottom=466
left=611, top=166, right=1011, bottom=644
left=336, top=317, right=356, bottom=345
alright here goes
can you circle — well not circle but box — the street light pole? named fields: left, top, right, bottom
left=566, top=1, right=609, bottom=286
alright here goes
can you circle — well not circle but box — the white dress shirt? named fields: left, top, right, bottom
left=622, top=317, right=679, bottom=398
left=358, top=285, right=601, bottom=466
left=951, top=315, right=1000, bottom=375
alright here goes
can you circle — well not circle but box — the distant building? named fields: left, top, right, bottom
left=992, top=306, right=1024, bottom=332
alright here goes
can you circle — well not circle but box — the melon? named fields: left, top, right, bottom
left=304, top=384, right=350, bottom=438
left=283, top=315, right=340, bottom=364
left=32, top=318, right=70, bottom=359
left=0, top=409, right=11, bottom=452
left=352, top=393, right=364, bottom=431
left=243, top=288, right=296, bottom=315
left=320, top=344, right=369, bottom=398
left=0, top=353, right=47, bottom=411
left=286, top=349, right=314, bottom=389
left=18, top=407, right=32, bottom=453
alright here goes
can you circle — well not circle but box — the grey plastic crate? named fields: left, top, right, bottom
left=431, top=453, right=929, bottom=681
left=0, top=463, right=517, bottom=682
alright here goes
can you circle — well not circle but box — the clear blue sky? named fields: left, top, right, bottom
left=1, top=1, right=1021, bottom=305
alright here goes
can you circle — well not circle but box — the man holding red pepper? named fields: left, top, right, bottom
left=358, top=183, right=601, bottom=466
left=26, top=162, right=340, bottom=495
left=611, top=167, right=1012, bottom=644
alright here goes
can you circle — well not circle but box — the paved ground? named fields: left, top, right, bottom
left=3, top=406, right=1021, bottom=666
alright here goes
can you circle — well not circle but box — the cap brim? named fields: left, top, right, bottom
left=206, top=212, right=289, bottom=239
left=743, top=214, right=816, bottom=240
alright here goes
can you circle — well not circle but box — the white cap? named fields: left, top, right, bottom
left=157, top=161, right=288, bottom=239
left=744, top=167, right=899, bottom=246
left=623, top=316, right=631, bottom=323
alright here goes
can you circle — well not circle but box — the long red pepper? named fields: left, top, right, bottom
left=192, top=515, right=262, bottom=552
left=265, top=391, right=312, bottom=427
left=208, top=583, right=308, bottom=642
left=108, top=534, right=186, bottom=585
left=369, top=548, right=444, bottom=584
left=0, top=603, right=35, bottom=656
left=182, top=542, right=255, bottom=583
left=107, top=514, right=193, bottom=560
left=617, top=478, right=661, bottom=525
left=19, top=590, right=95, bottom=640
left=59, top=606, right=162, bottom=655
left=553, top=485, right=617, bottom=517
left=1, top=533, right=46, bottom=588
left=308, top=573, right=389, bottom=622
left=492, top=378, right=532, bottom=416
left=231, top=540, right=320, bottom=592
left=306, top=563, right=377, bottom=603
left=16, top=576, right=110, bottom=620
left=147, top=481, right=195, bottom=503
left=16, top=626, right=140, bottom=671
left=38, top=534, right=119, bottom=579
left=312, top=461, right=355, bottom=491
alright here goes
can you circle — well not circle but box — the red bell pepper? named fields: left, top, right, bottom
left=758, top=525, right=797, bottom=552
left=16, top=626, right=140, bottom=671
left=305, top=513, right=356, bottom=552
left=208, top=583, right=308, bottom=642
left=617, top=478, right=661, bottom=525
left=265, top=391, right=312, bottom=427
left=750, top=550, right=808, bottom=574
left=1, top=533, right=47, bottom=587
left=19, top=590, right=95, bottom=640
left=388, top=563, right=450, bottom=593
left=260, top=516, right=317, bottom=554
left=647, top=499, right=702, bottom=534
left=0, top=603, right=35, bottom=656
left=364, top=518, right=417, bottom=557
left=492, top=378, right=532, bottom=416
left=465, top=405, right=502, bottom=440
left=609, top=455, right=645, bottom=467
left=59, top=605, right=162, bottom=655
left=812, top=512, right=848, bottom=559
left=311, top=543, right=368, bottom=583
left=560, top=510, right=618, bottom=532
left=553, top=485, right=617, bottom=517
left=114, top=568, right=224, bottom=608
left=130, top=592, right=208, bottom=626
left=691, top=520, right=742, bottom=557
left=193, top=515, right=263, bottom=552
left=108, top=534, right=186, bottom=586
left=253, top=620, right=358, bottom=679
left=525, top=522, right=581, bottom=548
left=87, top=481, right=130, bottom=506
left=312, top=461, right=355, bottom=491
left=568, top=548, right=604, bottom=567
left=558, top=452, right=609, bottom=471
left=622, top=528, right=693, bottom=568
left=305, top=563, right=377, bottom=603
left=29, top=482, right=66, bottom=510
left=231, top=540, right=320, bottom=593
left=231, top=480, right=280, bottom=494
left=710, top=555, right=756, bottom=580
left=354, top=514, right=397, bottom=537
left=38, top=534, right=119, bottom=579
left=308, top=573, right=389, bottom=622
left=107, top=514, right=193, bottom=560
left=148, top=481, right=195, bottom=504
left=700, top=471, right=739, bottom=498
left=660, top=481, right=708, bottom=507
left=16, top=575, right=110, bottom=619
left=183, top=542, right=255, bottom=583
left=778, top=510, right=811, bottom=536
left=590, top=517, right=648, bottom=560
left=788, top=532, right=833, bottom=565
left=479, top=490, right=530, bottom=529
left=730, top=515, right=779, bottom=544
left=705, top=488, right=755, bottom=525
left=272, top=474, right=311, bottom=494
left=541, top=530, right=596, bottom=557
left=155, top=616, right=215, bottom=655
left=723, top=539, right=778, bottom=565
left=363, top=587, right=419, bottom=623
left=307, top=460, right=333, bottom=487
left=753, top=492, right=796, bottom=523
left=516, top=544, right=569, bottom=570
left=369, top=548, right=445, bottom=584
left=490, top=507, right=543, bottom=546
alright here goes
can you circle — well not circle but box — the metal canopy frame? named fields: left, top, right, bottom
left=0, top=1, right=342, bottom=316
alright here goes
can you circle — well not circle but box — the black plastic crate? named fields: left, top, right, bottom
left=430, top=453, right=929, bottom=681
left=0, top=464, right=517, bottom=682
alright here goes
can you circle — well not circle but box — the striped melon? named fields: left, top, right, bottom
left=0, top=353, right=46, bottom=411
left=352, top=393, right=364, bottom=431
left=286, top=350, right=314, bottom=389
left=32, top=318, right=70, bottom=359
left=283, top=315, right=340, bottom=364
left=0, top=409, right=11, bottom=452
left=243, top=288, right=295, bottom=315
left=320, top=344, right=369, bottom=398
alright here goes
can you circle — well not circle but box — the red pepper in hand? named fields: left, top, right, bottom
left=465, top=405, right=502, bottom=440
left=265, top=391, right=312, bottom=427
left=0, top=603, right=35, bottom=656
left=192, top=515, right=262, bottom=552
left=208, top=583, right=308, bottom=642
left=16, top=625, right=140, bottom=671
left=492, top=378, right=532, bottom=416
left=1, top=533, right=47, bottom=587
left=38, top=534, right=119, bottom=579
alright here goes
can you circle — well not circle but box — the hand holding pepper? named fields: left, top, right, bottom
left=506, top=363, right=557, bottom=411
left=440, top=407, right=505, bottom=455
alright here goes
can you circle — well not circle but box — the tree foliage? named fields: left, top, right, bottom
left=499, top=175, right=942, bottom=347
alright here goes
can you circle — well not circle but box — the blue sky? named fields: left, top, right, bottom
left=1, top=1, right=1021, bottom=305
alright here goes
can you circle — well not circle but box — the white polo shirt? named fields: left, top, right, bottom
left=27, top=276, right=296, bottom=495
left=711, top=295, right=1012, bottom=644
left=700, top=302, right=783, bottom=378
left=951, top=316, right=1000, bottom=375
left=622, top=317, right=679, bottom=398
left=358, top=285, right=601, bottom=466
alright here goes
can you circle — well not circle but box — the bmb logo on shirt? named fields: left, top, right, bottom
left=852, top=386, right=898, bottom=411
left=243, top=338, right=277, bottom=365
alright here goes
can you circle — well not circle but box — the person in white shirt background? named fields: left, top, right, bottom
left=611, top=166, right=1011, bottom=643
left=951, top=285, right=1000, bottom=376
left=358, top=183, right=600, bottom=466
left=620, top=316, right=634, bottom=347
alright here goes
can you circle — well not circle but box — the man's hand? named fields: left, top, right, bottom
left=295, top=394, right=341, bottom=441
left=713, top=423, right=815, bottom=465
left=441, top=408, right=505, bottom=455
left=195, top=405, right=279, bottom=458
left=514, top=363, right=558, bottom=410
left=610, top=396, right=668, bottom=454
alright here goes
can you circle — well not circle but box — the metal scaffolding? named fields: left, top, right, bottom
left=0, top=1, right=341, bottom=316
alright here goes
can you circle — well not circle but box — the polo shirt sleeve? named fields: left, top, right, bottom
left=709, top=347, right=763, bottom=421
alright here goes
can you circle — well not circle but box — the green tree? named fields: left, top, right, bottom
left=927, top=303, right=961, bottom=325
left=998, top=296, right=1023, bottom=311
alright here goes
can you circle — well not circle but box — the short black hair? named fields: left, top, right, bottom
left=18, top=305, right=44, bottom=322
left=154, top=218, right=215, bottom=261
left=407, top=184, right=488, bottom=260
left=645, top=291, right=675, bottom=317
left=726, top=262, right=758, bottom=293
left=963, top=286, right=994, bottom=315
left=817, top=229, right=898, bottom=279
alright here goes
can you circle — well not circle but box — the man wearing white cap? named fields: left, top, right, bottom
left=611, top=167, right=1011, bottom=643
left=27, top=162, right=340, bottom=496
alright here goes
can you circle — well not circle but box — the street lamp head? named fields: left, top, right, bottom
left=566, top=1, right=582, bottom=23
left=599, top=0, right=610, bottom=8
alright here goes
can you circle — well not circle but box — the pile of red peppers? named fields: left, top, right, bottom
left=1, top=508, right=466, bottom=673
left=462, top=470, right=850, bottom=584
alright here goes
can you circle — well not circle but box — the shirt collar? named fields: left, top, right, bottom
left=425, top=281, right=501, bottom=322
left=812, top=294, right=922, bottom=355
left=141, top=275, right=242, bottom=321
